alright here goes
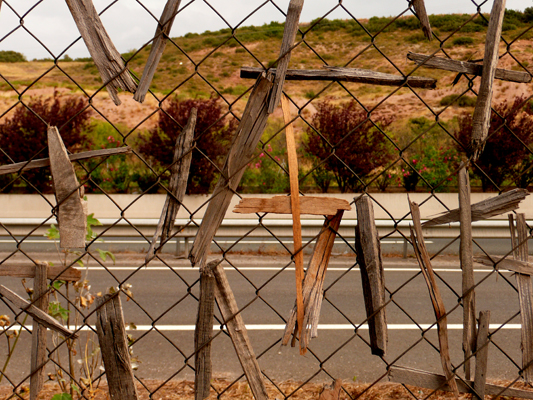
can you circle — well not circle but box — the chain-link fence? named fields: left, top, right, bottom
left=1, top=0, right=533, bottom=399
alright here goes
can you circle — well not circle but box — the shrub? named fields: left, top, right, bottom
left=440, top=94, right=477, bottom=107
left=452, top=36, right=474, bottom=46
left=0, top=50, right=26, bottom=63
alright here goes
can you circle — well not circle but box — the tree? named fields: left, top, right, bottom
left=304, top=100, right=393, bottom=192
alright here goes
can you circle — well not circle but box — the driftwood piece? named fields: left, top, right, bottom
left=134, top=0, right=182, bottom=103
left=407, top=52, right=531, bottom=83
left=241, top=66, right=437, bottom=89
left=268, top=0, right=304, bottom=113
left=409, top=201, right=459, bottom=399
left=474, top=310, right=491, bottom=400
left=65, top=0, right=137, bottom=105
left=233, top=196, right=351, bottom=216
left=412, top=0, right=432, bottom=40
left=210, top=261, right=269, bottom=400
left=474, top=255, right=533, bottom=275
left=48, top=126, right=87, bottom=249
left=194, top=264, right=216, bottom=400
left=389, top=365, right=533, bottom=398
left=282, top=211, right=344, bottom=353
left=95, top=294, right=139, bottom=400
left=422, top=188, right=529, bottom=227
left=470, top=0, right=506, bottom=161
left=0, top=284, right=76, bottom=338
left=458, top=167, right=476, bottom=379
left=0, top=264, right=81, bottom=281
left=189, top=74, right=273, bottom=269
left=146, top=108, right=196, bottom=264
left=319, top=379, right=342, bottom=400
left=30, top=263, right=49, bottom=400
left=355, top=195, right=387, bottom=356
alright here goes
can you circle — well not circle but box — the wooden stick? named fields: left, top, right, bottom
left=194, top=264, right=216, bottom=400
left=0, top=284, right=76, bottom=338
left=470, top=0, right=507, bottom=161
left=407, top=52, right=531, bottom=83
left=409, top=201, right=459, bottom=399
left=134, top=0, right=182, bottom=103
left=474, top=310, right=491, bottom=400
left=30, top=263, right=49, bottom=400
left=189, top=73, right=273, bottom=269
left=65, top=0, right=137, bottom=106
left=146, top=108, right=196, bottom=264
left=355, top=195, right=387, bottom=356
left=411, top=0, right=432, bottom=40
left=241, top=66, right=437, bottom=89
left=210, top=261, right=269, bottom=400
left=0, top=264, right=81, bottom=281
left=474, top=255, right=533, bottom=275
left=268, top=0, right=304, bottom=113
left=95, top=294, right=139, bottom=400
left=233, top=196, right=350, bottom=215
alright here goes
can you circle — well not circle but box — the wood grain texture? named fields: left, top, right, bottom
left=65, top=0, right=137, bottom=105
left=134, top=0, right=182, bottom=103
left=412, top=0, right=432, bottom=40
left=95, top=294, right=139, bottom=400
left=0, top=264, right=81, bottom=281
left=474, top=310, right=491, bottom=400
left=146, top=108, right=196, bottom=264
left=233, top=196, right=350, bottom=215
left=409, top=201, right=459, bottom=399
left=210, top=261, right=269, bottom=400
left=189, top=74, right=273, bottom=269
left=268, top=0, right=304, bottom=113
left=355, top=195, right=387, bottom=356
left=0, top=284, right=76, bottom=338
left=474, top=255, right=533, bottom=275
left=470, top=0, right=507, bottom=161
left=407, top=52, right=531, bottom=83
left=423, top=188, right=529, bottom=227
left=30, top=263, right=49, bottom=400
left=48, top=126, right=87, bottom=249
left=241, top=66, right=437, bottom=88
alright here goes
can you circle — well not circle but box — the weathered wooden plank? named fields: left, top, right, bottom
left=65, top=0, right=137, bottom=105
left=189, top=73, right=273, bottom=269
left=134, top=0, right=182, bottom=103
left=407, top=52, right=531, bottom=83
left=233, top=196, right=351, bottom=216
left=474, top=310, right=491, bottom=400
left=410, top=201, right=459, bottom=399
left=210, top=261, right=269, bottom=400
left=48, top=126, right=87, bottom=249
left=389, top=365, right=533, bottom=398
left=95, top=294, right=139, bottom=400
left=30, top=263, right=49, bottom=400
left=0, top=264, right=81, bottom=281
left=474, top=255, right=533, bottom=275
left=0, top=284, right=76, bottom=338
left=470, top=0, right=507, bottom=161
left=412, top=0, right=432, bottom=40
left=355, top=195, right=387, bottom=357
left=423, top=188, right=529, bottom=227
left=268, top=0, right=304, bottom=113
left=241, top=66, right=437, bottom=89
left=146, top=108, right=196, bottom=264
left=194, top=264, right=216, bottom=400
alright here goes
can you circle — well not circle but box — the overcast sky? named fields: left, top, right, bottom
left=1, top=0, right=532, bottom=60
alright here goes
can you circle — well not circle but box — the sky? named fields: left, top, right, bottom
left=0, top=0, right=532, bottom=60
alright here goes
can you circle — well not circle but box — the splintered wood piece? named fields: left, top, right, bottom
left=412, top=0, right=432, bottom=40
left=135, top=0, right=182, bottom=103
left=388, top=365, right=533, bottom=398
left=268, top=0, right=304, bottom=113
left=0, top=146, right=132, bottom=176
left=422, top=188, right=529, bottom=227
left=194, top=265, right=216, bottom=400
left=318, top=379, right=342, bottom=400
left=65, top=0, right=137, bottom=105
left=474, top=310, right=491, bottom=400
left=407, top=52, right=531, bottom=83
left=458, top=167, right=476, bottom=380
left=210, top=261, right=269, bottom=400
left=409, top=201, right=459, bottom=399
left=189, top=73, right=273, bottom=269
left=146, top=108, right=196, bottom=264
left=95, top=294, right=139, bottom=400
left=0, top=284, right=76, bottom=338
left=471, top=0, right=506, bottom=161
left=355, top=195, right=387, bottom=357
left=282, top=211, right=344, bottom=353
left=474, top=255, right=533, bottom=275
left=0, top=264, right=81, bottom=281
left=241, top=66, right=437, bottom=89
left=233, top=196, right=351, bottom=216
left=48, top=126, right=87, bottom=249
left=30, top=263, right=49, bottom=400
